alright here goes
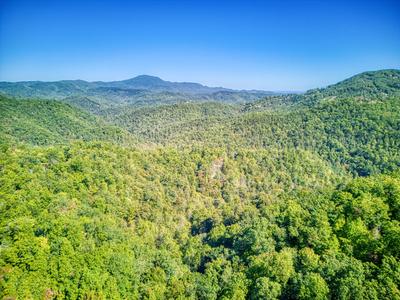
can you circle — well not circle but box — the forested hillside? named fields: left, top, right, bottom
left=304, top=69, right=400, bottom=101
left=0, top=70, right=399, bottom=299
left=107, top=84, right=400, bottom=177
left=0, top=96, right=134, bottom=146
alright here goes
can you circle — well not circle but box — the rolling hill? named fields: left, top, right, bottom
left=302, top=69, right=400, bottom=102
left=0, top=96, right=134, bottom=146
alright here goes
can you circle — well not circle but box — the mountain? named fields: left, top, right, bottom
left=0, top=80, right=91, bottom=99
left=104, top=75, right=228, bottom=94
left=0, top=75, right=278, bottom=109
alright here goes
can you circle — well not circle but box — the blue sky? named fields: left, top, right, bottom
left=0, top=0, right=399, bottom=90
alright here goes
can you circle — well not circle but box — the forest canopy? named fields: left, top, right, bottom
left=0, top=70, right=399, bottom=299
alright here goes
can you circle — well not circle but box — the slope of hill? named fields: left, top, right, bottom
left=107, top=88, right=400, bottom=176
left=0, top=96, right=134, bottom=146
left=303, top=69, right=400, bottom=102
left=107, top=102, right=240, bottom=141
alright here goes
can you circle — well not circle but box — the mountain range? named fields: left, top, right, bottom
left=0, top=75, right=278, bottom=108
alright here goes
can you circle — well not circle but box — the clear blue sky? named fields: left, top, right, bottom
left=0, top=0, right=399, bottom=90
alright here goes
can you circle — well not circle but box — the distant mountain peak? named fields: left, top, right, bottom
left=129, top=74, right=164, bottom=81
left=109, top=75, right=229, bottom=94
left=121, top=75, right=165, bottom=85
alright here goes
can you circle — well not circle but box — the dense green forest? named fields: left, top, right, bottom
left=0, top=96, right=134, bottom=146
left=0, top=70, right=399, bottom=299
